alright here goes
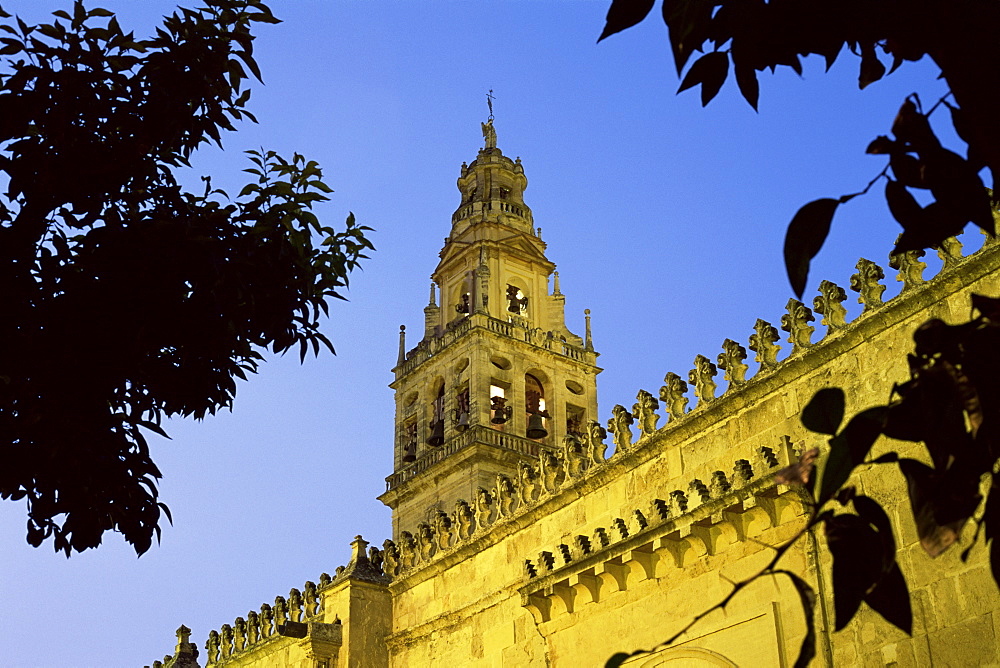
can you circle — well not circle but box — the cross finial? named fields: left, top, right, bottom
left=486, top=89, right=496, bottom=121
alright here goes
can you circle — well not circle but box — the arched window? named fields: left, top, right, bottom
left=427, top=384, right=445, bottom=446
left=506, top=284, right=528, bottom=317
left=525, top=373, right=549, bottom=439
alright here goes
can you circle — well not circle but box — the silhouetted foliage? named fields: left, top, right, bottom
left=0, top=1, right=372, bottom=556
left=599, top=1, right=1000, bottom=665
left=598, top=0, right=998, bottom=296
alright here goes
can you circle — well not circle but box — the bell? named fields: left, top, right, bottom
left=427, top=420, right=444, bottom=446
left=456, top=412, right=470, bottom=432
left=526, top=413, right=548, bottom=439
left=402, top=453, right=416, bottom=463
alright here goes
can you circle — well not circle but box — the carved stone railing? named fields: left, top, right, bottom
left=385, top=425, right=548, bottom=490
left=395, top=313, right=593, bottom=379
left=451, top=199, right=533, bottom=225
left=195, top=536, right=387, bottom=666
left=519, top=472, right=804, bottom=623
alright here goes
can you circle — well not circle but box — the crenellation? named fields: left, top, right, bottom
left=668, top=490, right=689, bottom=516
left=518, top=461, right=807, bottom=621
left=586, top=419, right=608, bottom=464
left=935, top=236, right=964, bottom=271
left=717, top=338, right=748, bottom=391
left=710, top=470, right=731, bottom=497
left=575, top=534, right=593, bottom=557
left=233, top=617, right=246, bottom=652
left=288, top=588, right=303, bottom=623
left=689, top=479, right=712, bottom=506
left=220, top=624, right=233, bottom=660
left=538, top=550, right=556, bottom=574
left=780, top=298, right=815, bottom=353
left=659, top=372, right=689, bottom=422
left=274, top=596, right=289, bottom=630
left=454, top=500, right=475, bottom=540
left=689, top=354, right=718, bottom=407
left=539, top=450, right=565, bottom=495
left=813, top=279, right=848, bottom=334
left=562, top=434, right=589, bottom=479
left=733, top=459, right=754, bottom=486
left=851, top=257, right=887, bottom=311
left=607, top=404, right=634, bottom=453
left=416, top=523, right=435, bottom=560
left=474, top=487, right=495, bottom=531
left=749, top=318, right=782, bottom=375
left=206, top=630, right=220, bottom=665
left=612, top=517, right=630, bottom=541
left=889, top=238, right=927, bottom=291
left=631, top=389, right=660, bottom=438
left=758, top=445, right=780, bottom=469
left=303, top=581, right=319, bottom=617
left=259, top=603, right=274, bottom=639
left=650, top=498, right=670, bottom=523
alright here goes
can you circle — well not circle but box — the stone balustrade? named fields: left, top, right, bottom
left=395, top=312, right=593, bottom=379
left=386, top=424, right=548, bottom=490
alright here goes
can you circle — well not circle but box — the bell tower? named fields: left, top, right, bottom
left=378, top=120, right=601, bottom=537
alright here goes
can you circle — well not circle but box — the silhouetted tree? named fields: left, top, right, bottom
left=0, top=1, right=372, bottom=555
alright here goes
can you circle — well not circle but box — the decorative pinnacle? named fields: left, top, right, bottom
left=584, top=309, right=593, bottom=351
left=396, top=325, right=406, bottom=367
left=428, top=282, right=436, bottom=306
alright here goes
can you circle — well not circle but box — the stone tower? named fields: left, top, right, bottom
left=378, top=121, right=601, bottom=536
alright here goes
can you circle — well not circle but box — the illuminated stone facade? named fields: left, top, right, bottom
left=149, top=125, right=1000, bottom=668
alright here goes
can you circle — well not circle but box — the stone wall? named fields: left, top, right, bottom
left=384, top=234, right=1000, bottom=666
left=151, top=233, right=1000, bottom=667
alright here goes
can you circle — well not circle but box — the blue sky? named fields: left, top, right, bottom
left=0, top=2, right=973, bottom=665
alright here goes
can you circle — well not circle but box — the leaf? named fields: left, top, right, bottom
left=922, top=148, right=994, bottom=235
left=802, top=387, right=845, bottom=435
left=865, top=135, right=897, bottom=155
left=677, top=51, right=729, bottom=106
left=898, top=458, right=978, bottom=557
left=858, top=42, right=885, bottom=89
left=972, top=294, right=1000, bottom=321
left=661, top=0, right=714, bottom=75
left=775, top=570, right=816, bottom=668
left=890, top=153, right=926, bottom=188
left=826, top=513, right=881, bottom=630
left=892, top=99, right=939, bottom=151
left=985, top=482, right=1000, bottom=589
left=817, top=407, right=886, bottom=505
left=605, top=653, right=634, bottom=668
left=783, top=198, right=839, bottom=299
left=853, top=495, right=895, bottom=567
left=734, top=62, right=759, bottom=111
left=597, top=0, right=655, bottom=42
left=885, top=179, right=924, bottom=232
left=864, top=561, right=912, bottom=635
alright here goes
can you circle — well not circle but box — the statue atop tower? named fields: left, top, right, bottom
left=481, top=120, right=497, bottom=150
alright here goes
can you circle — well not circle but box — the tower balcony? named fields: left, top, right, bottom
left=451, top=199, right=534, bottom=226
left=384, top=424, right=551, bottom=491
left=394, top=312, right=596, bottom=380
